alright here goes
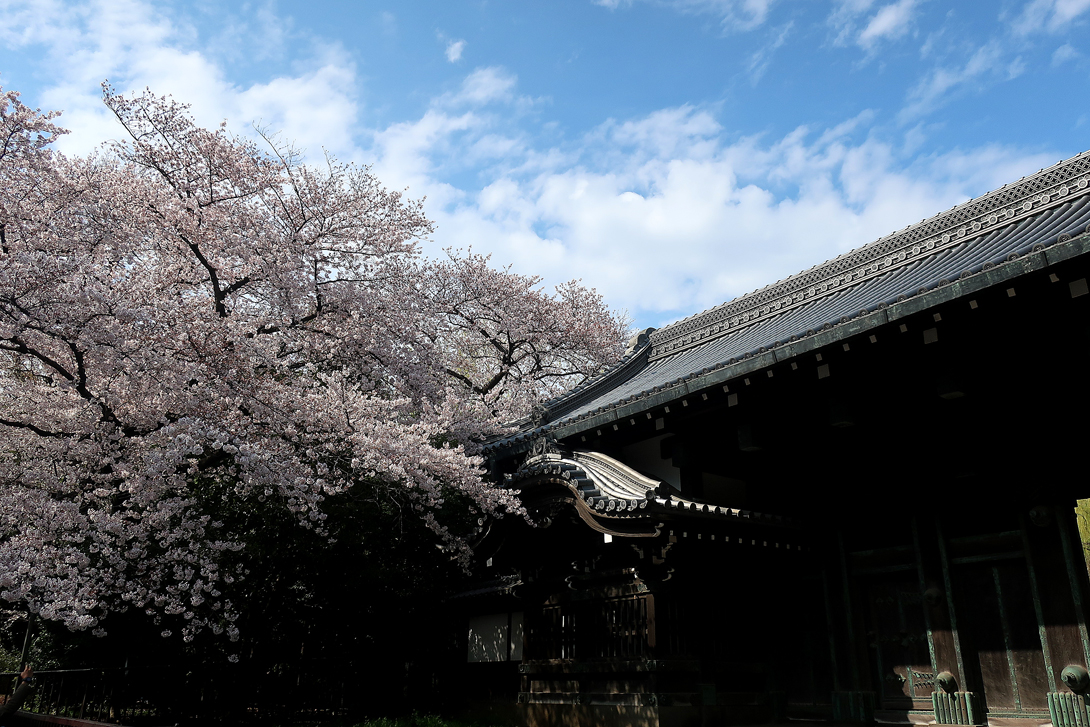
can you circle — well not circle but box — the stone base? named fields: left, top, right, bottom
left=9, top=712, right=119, bottom=727
left=520, top=702, right=781, bottom=727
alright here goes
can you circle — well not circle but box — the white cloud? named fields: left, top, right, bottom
left=747, top=21, right=793, bottom=83
left=0, top=0, right=361, bottom=160
left=857, top=0, right=917, bottom=49
left=594, top=0, right=776, bottom=31
left=205, top=1, right=291, bottom=64
left=1012, top=0, right=1090, bottom=34
left=1052, top=42, right=1082, bottom=65
left=830, top=0, right=917, bottom=53
left=900, top=41, right=1006, bottom=121
left=369, top=69, right=1056, bottom=326
left=0, top=1, right=1063, bottom=327
left=445, top=39, right=466, bottom=62
left=380, top=11, right=397, bottom=36
left=448, top=67, right=518, bottom=107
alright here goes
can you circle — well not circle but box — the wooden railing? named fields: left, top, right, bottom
left=0, top=667, right=350, bottom=725
left=0, top=669, right=144, bottom=723
left=528, top=595, right=652, bottom=661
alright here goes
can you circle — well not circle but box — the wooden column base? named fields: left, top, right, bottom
left=933, top=691, right=983, bottom=725
left=1047, top=692, right=1089, bottom=727
left=831, top=691, right=875, bottom=723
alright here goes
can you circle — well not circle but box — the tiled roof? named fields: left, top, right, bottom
left=648, top=151, right=1090, bottom=360
left=487, top=150, right=1090, bottom=451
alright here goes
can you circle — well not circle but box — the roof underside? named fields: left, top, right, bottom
left=491, top=150, right=1090, bottom=449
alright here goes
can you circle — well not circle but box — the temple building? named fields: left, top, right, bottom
left=459, top=151, right=1090, bottom=727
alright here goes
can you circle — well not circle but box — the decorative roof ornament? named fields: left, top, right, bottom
left=624, top=327, right=655, bottom=356
left=529, top=404, right=549, bottom=427
left=525, top=435, right=565, bottom=460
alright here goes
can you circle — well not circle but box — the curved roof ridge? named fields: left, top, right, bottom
left=648, top=150, right=1090, bottom=360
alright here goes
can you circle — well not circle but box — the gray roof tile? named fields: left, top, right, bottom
left=488, top=150, right=1090, bottom=449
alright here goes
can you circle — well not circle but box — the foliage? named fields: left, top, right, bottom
left=1075, top=499, right=1090, bottom=574
left=0, top=83, right=628, bottom=652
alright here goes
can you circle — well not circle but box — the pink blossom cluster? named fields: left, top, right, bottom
left=0, top=85, right=628, bottom=644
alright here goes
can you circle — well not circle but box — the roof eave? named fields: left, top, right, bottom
left=485, top=232, right=1090, bottom=461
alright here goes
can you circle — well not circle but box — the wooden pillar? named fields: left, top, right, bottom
left=913, top=518, right=941, bottom=679
left=822, top=566, right=842, bottom=693
left=935, top=520, right=969, bottom=687
left=1057, top=507, right=1090, bottom=666
left=837, top=531, right=863, bottom=690
left=645, top=593, right=657, bottom=656
left=1021, top=514, right=1058, bottom=693
left=1025, top=506, right=1088, bottom=681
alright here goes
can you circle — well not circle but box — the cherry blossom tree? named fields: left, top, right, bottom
left=426, top=251, right=629, bottom=420
left=0, top=85, right=627, bottom=648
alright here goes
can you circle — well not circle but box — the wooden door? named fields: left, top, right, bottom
left=952, top=560, right=1049, bottom=714
left=865, top=578, right=936, bottom=710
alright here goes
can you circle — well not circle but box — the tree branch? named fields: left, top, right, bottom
left=0, top=418, right=74, bottom=438
left=0, top=336, right=75, bottom=382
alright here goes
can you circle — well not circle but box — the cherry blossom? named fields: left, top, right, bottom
left=0, top=85, right=627, bottom=644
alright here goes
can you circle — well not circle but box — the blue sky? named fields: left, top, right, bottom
left=2, top=0, right=1089, bottom=328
